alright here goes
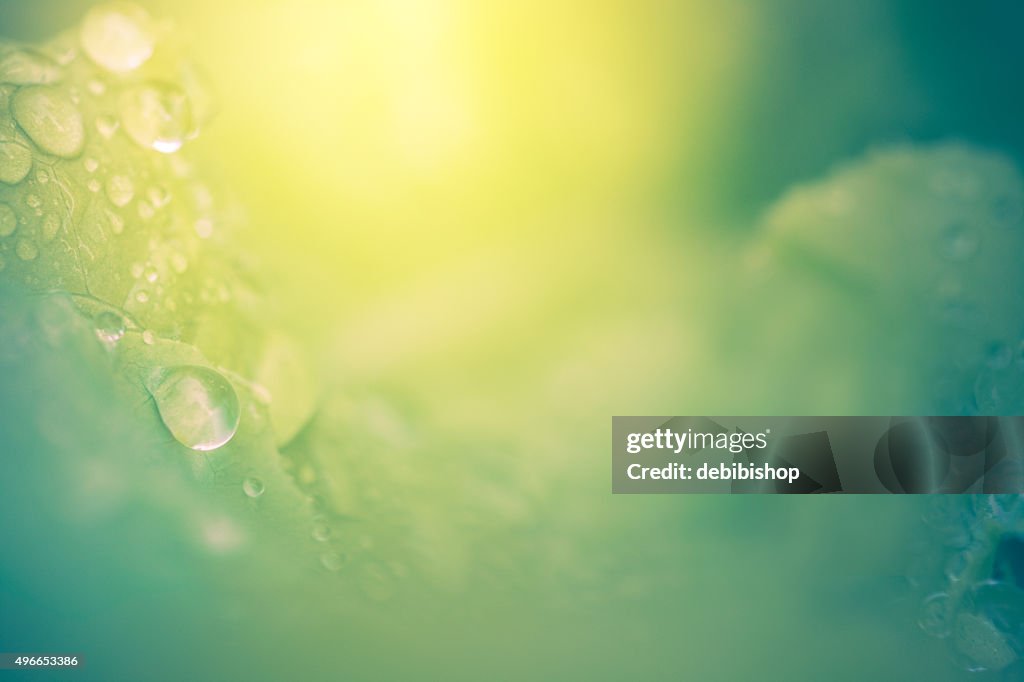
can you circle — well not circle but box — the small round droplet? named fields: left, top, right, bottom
left=150, top=365, right=240, bottom=451
left=87, top=79, right=106, bottom=96
left=311, top=520, right=332, bottom=542
left=143, top=265, right=158, bottom=283
left=87, top=179, right=101, bottom=192
left=96, top=114, right=119, bottom=138
left=105, top=174, right=134, bottom=207
left=320, top=551, right=347, bottom=572
left=12, top=86, right=85, bottom=158
left=141, top=329, right=155, bottom=345
left=0, top=49, right=62, bottom=85
left=146, top=184, right=171, bottom=208
left=242, top=476, right=265, bottom=498
left=0, top=203, right=17, bottom=237
left=83, top=157, right=99, bottom=173
left=80, top=2, right=155, bottom=73
left=25, top=194, right=41, bottom=209
left=920, top=592, right=953, bottom=638
left=941, top=222, right=979, bottom=261
left=35, top=169, right=49, bottom=184
left=0, top=140, right=32, bottom=185
left=119, top=83, right=192, bottom=153
left=15, top=239, right=37, bottom=261
left=94, top=310, right=125, bottom=344
left=135, top=290, right=149, bottom=304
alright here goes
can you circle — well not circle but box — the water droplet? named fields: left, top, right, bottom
left=83, top=157, right=99, bottom=173
left=119, top=83, right=192, bottom=153
left=25, top=194, right=41, bottom=208
left=40, top=214, right=60, bottom=241
left=0, top=203, right=17, bottom=236
left=0, top=49, right=62, bottom=85
left=94, top=310, right=125, bottom=344
left=79, top=2, right=155, bottom=73
left=150, top=365, right=240, bottom=451
left=941, top=222, right=979, bottom=261
left=141, top=329, right=155, bottom=345
left=12, top=86, right=84, bottom=158
left=15, top=238, right=37, bottom=261
left=920, top=592, right=953, bottom=638
left=143, top=265, right=158, bottom=283
left=95, top=114, right=119, bottom=138
left=87, top=79, right=106, bottom=96
left=146, top=184, right=170, bottom=208
left=320, top=551, right=347, bottom=572
left=0, top=140, right=32, bottom=184
left=87, top=178, right=100, bottom=192
left=105, top=174, right=134, bottom=207
left=35, top=169, right=49, bottom=184
left=242, top=476, right=265, bottom=498
left=135, top=290, right=149, bottom=304
left=311, top=519, right=332, bottom=542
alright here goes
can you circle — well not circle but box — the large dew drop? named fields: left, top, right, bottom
left=12, top=86, right=85, bottom=158
left=151, top=365, right=240, bottom=451
left=79, top=2, right=155, bottom=73
left=119, top=83, right=192, bottom=153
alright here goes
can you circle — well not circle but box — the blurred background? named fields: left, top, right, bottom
left=1, top=1, right=1024, bottom=680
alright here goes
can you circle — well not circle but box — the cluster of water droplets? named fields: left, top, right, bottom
left=0, top=1, right=215, bottom=295
left=913, top=495, right=1024, bottom=675
left=0, top=3, right=247, bottom=458
left=1, top=3, right=412, bottom=607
